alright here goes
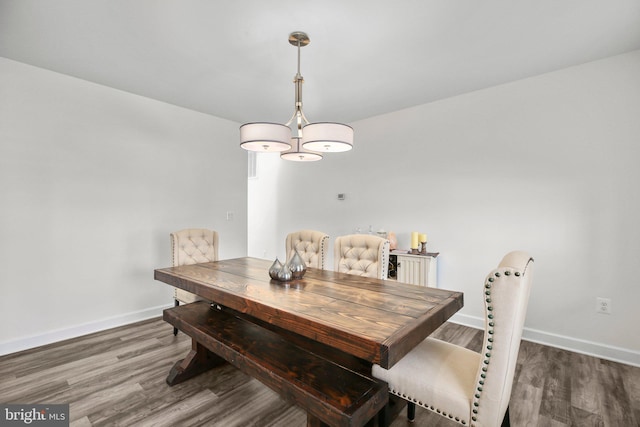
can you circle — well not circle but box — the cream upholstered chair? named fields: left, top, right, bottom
left=334, top=234, right=390, bottom=279
left=285, top=229, right=329, bottom=269
left=373, top=251, right=534, bottom=427
left=170, top=229, right=219, bottom=334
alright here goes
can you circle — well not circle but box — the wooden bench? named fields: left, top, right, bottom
left=163, top=301, right=389, bottom=427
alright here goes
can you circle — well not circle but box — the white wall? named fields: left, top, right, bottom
left=249, top=50, right=640, bottom=366
left=248, top=152, right=281, bottom=260
left=0, top=58, right=247, bottom=354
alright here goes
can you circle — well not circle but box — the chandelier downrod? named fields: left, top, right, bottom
left=286, top=32, right=309, bottom=138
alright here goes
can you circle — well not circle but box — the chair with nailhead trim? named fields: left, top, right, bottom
left=372, top=251, right=534, bottom=427
left=334, top=234, right=390, bottom=279
left=285, top=230, right=329, bottom=269
left=170, top=228, right=219, bottom=335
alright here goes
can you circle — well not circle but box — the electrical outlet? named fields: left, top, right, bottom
left=596, top=297, right=612, bottom=315
left=226, top=211, right=234, bottom=221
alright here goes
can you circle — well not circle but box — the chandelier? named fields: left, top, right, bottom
left=240, top=32, right=353, bottom=162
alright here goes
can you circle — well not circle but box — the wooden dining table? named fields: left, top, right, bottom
left=154, top=257, right=464, bottom=426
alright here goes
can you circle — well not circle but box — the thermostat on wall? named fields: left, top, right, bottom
left=337, top=193, right=346, bottom=200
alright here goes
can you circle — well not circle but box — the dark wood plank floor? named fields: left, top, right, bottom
left=1, top=317, right=638, bottom=426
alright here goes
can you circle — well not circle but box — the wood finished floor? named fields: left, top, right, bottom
left=1, top=318, right=638, bottom=427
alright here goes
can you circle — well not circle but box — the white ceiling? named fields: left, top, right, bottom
left=1, top=0, right=639, bottom=125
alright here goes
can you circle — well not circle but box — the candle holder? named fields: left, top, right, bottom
left=410, top=248, right=420, bottom=255
left=420, top=241, right=427, bottom=255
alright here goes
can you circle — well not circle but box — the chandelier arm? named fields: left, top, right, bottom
left=299, top=109, right=310, bottom=125
left=284, top=107, right=309, bottom=125
left=284, top=110, right=297, bottom=127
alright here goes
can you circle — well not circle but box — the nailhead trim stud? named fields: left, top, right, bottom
left=388, top=387, right=469, bottom=426
left=473, top=271, right=497, bottom=425
left=470, top=266, right=523, bottom=427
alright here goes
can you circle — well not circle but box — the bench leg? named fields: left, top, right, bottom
left=166, top=339, right=226, bottom=386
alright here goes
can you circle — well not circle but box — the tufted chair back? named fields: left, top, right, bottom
left=285, top=230, right=329, bottom=269
left=334, top=234, right=390, bottom=279
left=170, top=229, right=219, bottom=304
left=372, top=250, right=534, bottom=427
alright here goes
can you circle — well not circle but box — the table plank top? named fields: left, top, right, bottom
left=155, top=257, right=463, bottom=368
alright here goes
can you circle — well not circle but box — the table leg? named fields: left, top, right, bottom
left=166, top=338, right=226, bottom=386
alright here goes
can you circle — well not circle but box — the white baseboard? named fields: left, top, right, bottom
left=449, top=313, right=485, bottom=330
left=4, top=308, right=639, bottom=368
left=450, top=313, right=640, bottom=368
left=0, top=304, right=172, bottom=357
